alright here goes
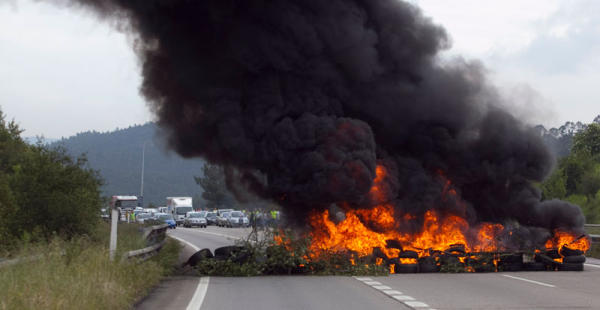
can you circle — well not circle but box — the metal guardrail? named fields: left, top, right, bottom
left=123, top=223, right=169, bottom=261
left=584, top=224, right=600, bottom=244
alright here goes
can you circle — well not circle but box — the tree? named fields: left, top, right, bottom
left=0, top=108, right=103, bottom=250
left=194, top=163, right=234, bottom=209
left=573, top=123, right=600, bottom=157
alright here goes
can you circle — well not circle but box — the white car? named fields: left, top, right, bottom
left=183, top=211, right=207, bottom=228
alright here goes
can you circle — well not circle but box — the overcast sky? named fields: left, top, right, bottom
left=1, top=0, right=599, bottom=138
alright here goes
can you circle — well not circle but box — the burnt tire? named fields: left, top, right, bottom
left=499, top=263, right=523, bottom=272
left=560, top=246, right=584, bottom=257
left=184, top=248, right=214, bottom=267
left=500, top=253, right=523, bottom=264
left=558, top=263, right=584, bottom=271
left=395, top=263, right=418, bottom=273
left=418, top=257, right=440, bottom=273
left=214, top=246, right=244, bottom=260
left=563, top=255, right=586, bottom=264
left=545, top=249, right=561, bottom=259
left=398, top=250, right=419, bottom=259
left=523, top=262, right=546, bottom=271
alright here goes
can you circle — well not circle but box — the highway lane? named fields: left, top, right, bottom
left=368, top=266, right=600, bottom=309
left=167, top=227, right=411, bottom=310
left=160, top=226, right=600, bottom=310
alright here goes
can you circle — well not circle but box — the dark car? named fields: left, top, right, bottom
left=205, top=212, right=218, bottom=225
left=183, top=211, right=207, bottom=228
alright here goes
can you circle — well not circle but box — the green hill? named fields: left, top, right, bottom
left=51, top=123, right=205, bottom=207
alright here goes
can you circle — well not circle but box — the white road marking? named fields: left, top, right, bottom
left=584, top=263, right=600, bottom=268
left=364, top=281, right=382, bottom=286
left=404, top=301, right=429, bottom=308
left=186, top=277, right=210, bottom=310
left=382, top=290, right=403, bottom=295
left=372, top=285, right=392, bottom=290
left=354, top=277, right=373, bottom=281
left=502, top=275, right=555, bottom=287
left=169, top=235, right=200, bottom=251
left=392, top=295, right=415, bottom=301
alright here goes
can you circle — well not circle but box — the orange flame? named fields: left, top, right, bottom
left=300, top=165, right=590, bottom=269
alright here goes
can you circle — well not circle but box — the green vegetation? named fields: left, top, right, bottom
left=193, top=230, right=389, bottom=276
left=0, top=110, right=103, bottom=252
left=0, top=223, right=181, bottom=310
left=50, top=123, right=206, bottom=207
left=541, top=123, right=600, bottom=223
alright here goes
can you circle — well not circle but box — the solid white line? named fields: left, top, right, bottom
left=186, top=277, right=210, bottom=310
left=584, top=263, right=600, bottom=268
left=502, top=275, right=555, bottom=287
left=169, top=235, right=200, bottom=251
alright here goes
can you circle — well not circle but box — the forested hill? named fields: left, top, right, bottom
left=50, top=123, right=205, bottom=207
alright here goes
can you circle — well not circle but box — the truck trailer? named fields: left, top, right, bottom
left=166, top=197, right=193, bottom=226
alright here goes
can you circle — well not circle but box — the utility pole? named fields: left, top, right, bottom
left=139, top=141, right=147, bottom=208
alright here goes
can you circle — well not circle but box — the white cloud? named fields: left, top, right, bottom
left=0, top=0, right=150, bottom=138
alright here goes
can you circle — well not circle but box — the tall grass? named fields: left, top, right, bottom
left=0, top=222, right=181, bottom=310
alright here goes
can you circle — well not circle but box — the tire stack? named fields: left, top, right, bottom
left=558, top=246, right=585, bottom=271
left=498, top=253, right=523, bottom=272
left=394, top=250, right=419, bottom=273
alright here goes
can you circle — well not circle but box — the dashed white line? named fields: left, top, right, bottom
left=405, top=301, right=430, bottom=308
left=392, top=295, right=415, bottom=301
left=502, top=274, right=555, bottom=288
left=353, top=276, right=433, bottom=309
left=186, top=277, right=209, bottom=310
left=363, top=281, right=382, bottom=286
left=382, top=290, right=403, bottom=296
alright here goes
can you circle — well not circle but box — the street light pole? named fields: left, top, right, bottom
left=139, top=141, right=147, bottom=208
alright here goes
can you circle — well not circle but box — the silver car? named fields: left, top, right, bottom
left=227, top=211, right=249, bottom=227
left=183, top=211, right=207, bottom=228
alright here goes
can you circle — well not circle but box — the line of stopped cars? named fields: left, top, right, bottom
left=183, top=209, right=249, bottom=228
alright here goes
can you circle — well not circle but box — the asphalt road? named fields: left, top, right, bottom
left=139, top=226, right=600, bottom=310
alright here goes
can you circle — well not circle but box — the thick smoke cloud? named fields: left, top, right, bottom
left=63, top=0, right=584, bottom=236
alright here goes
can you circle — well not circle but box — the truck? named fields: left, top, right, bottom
left=166, top=197, right=193, bottom=226
left=110, top=195, right=138, bottom=222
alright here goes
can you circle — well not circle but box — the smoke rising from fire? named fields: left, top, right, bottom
left=60, top=0, right=584, bottom=241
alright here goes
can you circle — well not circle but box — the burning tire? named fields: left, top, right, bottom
left=398, top=250, right=419, bottom=259
left=499, top=263, right=523, bottom=272
left=395, top=263, right=419, bottom=273
left=563, top=255, right=586, bottom=264
left=558, top=263, right=584, bottom=271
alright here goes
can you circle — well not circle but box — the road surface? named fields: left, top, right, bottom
left=137, top=226, right=600, bottom=310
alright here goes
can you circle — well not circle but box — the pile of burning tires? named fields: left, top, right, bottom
left=376, top=244, right=587, bottom=273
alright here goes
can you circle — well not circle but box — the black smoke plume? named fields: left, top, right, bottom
left=61, top=0, right=584, bottom=241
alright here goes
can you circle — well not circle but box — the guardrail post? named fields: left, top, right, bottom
left=109, top=208, right=119, bottom=261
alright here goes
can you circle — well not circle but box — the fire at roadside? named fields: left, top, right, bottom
left=185, top=164, right=590, bottom=276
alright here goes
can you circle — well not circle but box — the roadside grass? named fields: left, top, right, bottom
left=0, top=222, right=181, bottom=310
